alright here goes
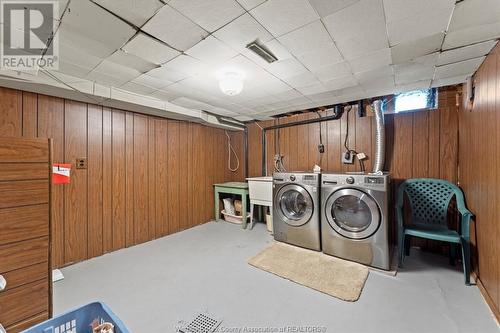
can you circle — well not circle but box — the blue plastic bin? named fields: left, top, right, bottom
left=22, top=302, right=130, bottom=333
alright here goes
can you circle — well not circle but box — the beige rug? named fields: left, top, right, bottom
left=248, top=242, right=369, bottom=301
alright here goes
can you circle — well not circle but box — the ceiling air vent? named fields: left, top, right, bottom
left=246, top=40, right=278, bottom=63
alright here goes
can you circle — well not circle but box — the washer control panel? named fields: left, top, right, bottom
left=273, top=173, right=319, bottom=186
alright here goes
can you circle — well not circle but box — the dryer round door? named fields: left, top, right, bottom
left=275, top=184, right=314, bottom=227
left=325, top=188, right=381, bottom=239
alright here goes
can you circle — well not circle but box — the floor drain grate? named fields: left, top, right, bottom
left=178, top=313, right=222, bottom=333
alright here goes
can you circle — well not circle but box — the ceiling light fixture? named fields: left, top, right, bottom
left=218, top=71, right=244, bottom=96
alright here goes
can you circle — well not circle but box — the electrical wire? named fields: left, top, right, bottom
left=273, top=118, right=287, bottom=172
left=342, top=105, right=366, bottom=172
left=225, top=131, right=240, bottom=172
left=315, top=111, right=323, bottom=147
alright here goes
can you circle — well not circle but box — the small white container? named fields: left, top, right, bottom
left=221, top=210, right=250, bottom=225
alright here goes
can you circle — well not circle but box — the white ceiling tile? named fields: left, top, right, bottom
left=122, top=33, right=180, bottom=65
left=431, top=75, right=468, bottom=88
left=89, top=59, right=141, bottom=80
left=448, top=0, right=500, bottom=32
left=361, top=75, right=395, bottom=90
left=278, top=20, right=336, bottom=56
left=348, top=48, right=391, bottom=73
left=308, top=0, right=360, bottom=18
left=272, top=89, right=304, bottom=101
left=296, top=44, right=344, bottom=71
left=146, top=65, right=188, bottom=82
left=444, top=0, right=500, bottom=49
left=322, top=74, right=358, bottom=90
left=234, top=115, right=254, bottom=121
left=250, top=0, right=319, bottom=37
left=296, top=82, right=330, bottom=95
left=57, top=61, right=95, bottom=78
left=87, top=69, right=138, bottom=86
left=169, top=0, right=245, bottom=32
left=149, top=89, right=180, bottom=101
left=236, top=0, right=265, bottom=10
left=256, top=77, right=293, bottom=94
left=209, top=107, right=240, bottom=117
left=106, top=50, right=157, bottom=73
left=437, top=40, right=497, bottom=66
left=355, top=66, right=393, bottom=84
left=306, top=91, right=338, bottom=102
left=313, top=61, right=352, bottom=82
left=185, top=36, right=238, bottom=65
left=222, top=54, right=272, bottom=82
left=386, top=8, right=453, bottom=46
left=59, top=0, right=136, bottom=58
left=164, top=55, right=210, bottom=77
left=434, top=56, right=485, bottom=79
left=265, top=58, right=309, bottom=79
left=323, top=0, right=388, bottom=58
left=395, top=80, right=431, bottom=93
left=142, top=5, right=208, bottom=51
left=170, top=97, right=216, bottom=111
left=93, top=0, right=164, bottom=27
left=59, top=41, right=102, bottom=71
left=332, top=33, right=389, bottom=60
left=383, top=0, right=454, bottom=22
left=332, top=85, right=365, bottom=98
left=213, top=13, right=273, bottom=51
left=364, top=87, right=396, bottom=99
left=56, top=0, right=69, bottom=20
left=443, top=23, right=500, bottom=50
left=395, top=67, right=435, bottom=85
left=132, top=74, right=173, bottom=89
left=391, top=33, right=444, bottom=64
left=283, top=71, right=321, bottom=88
left=393, top=53, right=438, bottom=74
left=94, top=83, right=111, bottom=99
left=120, top=81, right=157, bottom=95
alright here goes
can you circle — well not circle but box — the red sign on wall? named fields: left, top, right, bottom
left=52, top=163, right=71, bottom=184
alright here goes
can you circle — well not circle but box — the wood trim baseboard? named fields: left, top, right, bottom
left=472, top=272, right=500, bottom=324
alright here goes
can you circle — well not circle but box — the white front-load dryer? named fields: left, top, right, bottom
left=321, top=173, right=391, bottom=270
left=273, top=172, right=321, bottom=251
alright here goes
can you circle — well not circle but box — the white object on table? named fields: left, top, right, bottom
left=246, top=176, right=273, bottom=230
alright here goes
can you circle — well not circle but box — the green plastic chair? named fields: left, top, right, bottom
left=397, top=178, right=473, bottom=285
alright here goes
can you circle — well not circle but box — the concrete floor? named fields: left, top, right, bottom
left=54, top=221, right=498, bottom=333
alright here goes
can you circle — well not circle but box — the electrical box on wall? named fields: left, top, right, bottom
left=342, top=151, right=354, bottom=164
left=75, top=158, right=87, bottom=169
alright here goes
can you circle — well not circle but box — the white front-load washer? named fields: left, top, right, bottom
left=321, top=173, right=391, bottom=270
left=273, top=172, right=321, bottom=251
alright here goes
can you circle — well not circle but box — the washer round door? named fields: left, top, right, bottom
left=275, top=184, right=314, bottom=227
left=325, top=188, right=381, bottom=239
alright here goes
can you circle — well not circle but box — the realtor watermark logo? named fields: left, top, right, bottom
left=1, top=0, right=58, bottom=71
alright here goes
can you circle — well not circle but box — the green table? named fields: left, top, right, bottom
left=214, top=182, right=249, bottom=229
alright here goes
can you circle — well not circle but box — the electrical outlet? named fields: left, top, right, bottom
left=342, top=151, right=354, bottom=164
left=75, top=158, right=87, bottom=169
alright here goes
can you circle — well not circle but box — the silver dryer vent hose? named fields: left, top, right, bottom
left=372, top=100, right=385, bottom=174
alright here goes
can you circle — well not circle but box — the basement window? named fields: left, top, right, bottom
left=394, top=88, right=438, bottom=113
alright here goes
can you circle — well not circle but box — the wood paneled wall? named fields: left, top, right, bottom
left=459, top=43, right=500, bottom=319
left=247, top=87, right=458, bottom=180
left=246, top=86, right=460, bottom=250
left=0, top=86, right=242, bottom=268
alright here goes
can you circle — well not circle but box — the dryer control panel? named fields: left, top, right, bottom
left=321, top=173, right=389, bottom=191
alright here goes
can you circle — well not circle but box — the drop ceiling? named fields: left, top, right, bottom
left=3, top=0, right=500, bottom=121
